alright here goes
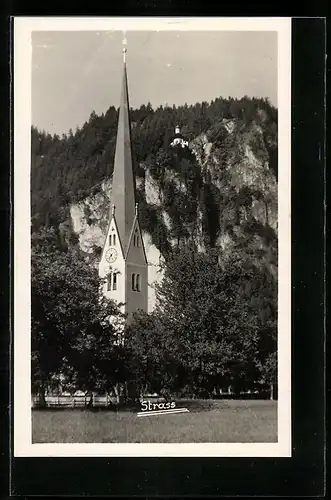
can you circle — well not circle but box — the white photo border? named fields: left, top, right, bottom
left=13, top=16, right=291, bottom=458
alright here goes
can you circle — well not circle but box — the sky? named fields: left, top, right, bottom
left=32, top=30, right=277, bottom=135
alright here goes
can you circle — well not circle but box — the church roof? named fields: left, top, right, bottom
left=111, top=60, right=137, bottom=255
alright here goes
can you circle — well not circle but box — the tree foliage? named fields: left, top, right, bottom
left=125, top=245, right=277, bottom=397
left=31, top=228, right=125, bottom=402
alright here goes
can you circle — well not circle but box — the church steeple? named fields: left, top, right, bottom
left=111, top=41, right=136, bottom=255
left=99, top=39, right=148, bottom=322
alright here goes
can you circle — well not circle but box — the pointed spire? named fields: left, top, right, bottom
left=122, top=33, right=127, bottom=63
left=111, top=41, right=137, bottom=255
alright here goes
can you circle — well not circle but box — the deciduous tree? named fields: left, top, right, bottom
left=31, top=228, right=125, bottom=405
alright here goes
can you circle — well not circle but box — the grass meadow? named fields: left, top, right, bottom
left=32, top=399, right=277, bottom=443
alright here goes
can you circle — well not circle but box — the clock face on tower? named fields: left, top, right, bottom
left=105, top=247, right=118, bottom=263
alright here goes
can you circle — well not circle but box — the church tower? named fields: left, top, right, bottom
left=170, top=125, right=189, bottom=148
left=98, top=42, right=148, bottom=323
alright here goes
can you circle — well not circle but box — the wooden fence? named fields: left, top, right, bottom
left=32, top=387, right=276, bottom=408
left=32, top=394, right=114, bottom=408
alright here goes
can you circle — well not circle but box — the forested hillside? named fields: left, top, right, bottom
left=31, top=96, right=277, bottom=239
left=31, top=95, right=278, bottom=399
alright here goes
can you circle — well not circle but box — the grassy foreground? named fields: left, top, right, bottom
left=32, top=399, right=277, bottom=443
left=32, top=400, right=277, bottom=443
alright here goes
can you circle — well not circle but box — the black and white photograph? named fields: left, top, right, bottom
left=14, top=17, right=291, bottom=457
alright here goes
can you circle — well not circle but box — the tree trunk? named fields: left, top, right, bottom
left=87, top=391, right=94, bottom=407
left=126, top=381, right=139, bottom=402
left=113, top=383, right=124, bottom=405
left=39, top=386, right=46, bottom=408
left=270, top=383, right=274, bottom=401
left=114, top=384, right=120, bottom=405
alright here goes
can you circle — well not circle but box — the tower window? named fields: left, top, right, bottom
left=107, top=274, right=112, bottom=291
left=109, top=232, right=116, bottom=246
left=131, top=273, right=141, bottom=292
left=107, top=272, right=118, bottom=291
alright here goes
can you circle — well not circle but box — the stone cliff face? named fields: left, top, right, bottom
left=68, top=119, right=277, bottom=312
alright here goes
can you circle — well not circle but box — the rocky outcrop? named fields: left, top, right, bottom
left=69, top=119, right=277, bottom=310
